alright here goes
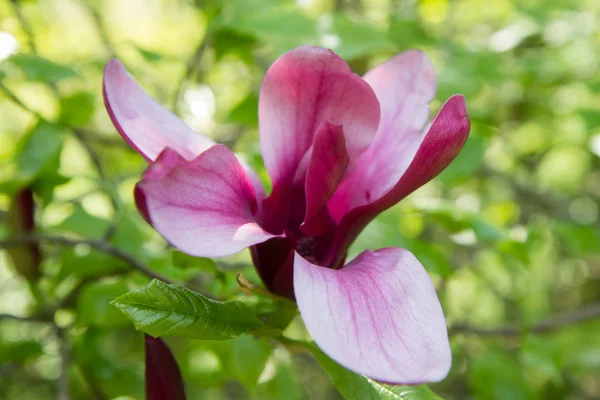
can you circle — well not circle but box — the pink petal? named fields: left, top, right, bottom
left=137, top=144, right=277, bottom=258
left=259, top=45, right=380, bottom=187
left=103, top=59, right=214, bottom=162
left=327, top=95, right=470, bottom=265
left=145, top=335, right=186, bottom=400
left=294, top=248, right=451, bottom=384
left=329, top=50, right=436, bottom=221
left=301, top=122, right=349, bottom=236
left=367, top=94, right=470, bottom=211
left=104, top=59, right=265, bottom=201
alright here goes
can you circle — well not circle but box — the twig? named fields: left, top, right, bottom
left=0, top=313, right=52, bottom=323
left=0, top=82, right=46, bottom=120
left=9, top=0, right=37, bottom=53
left=69, top=128, right=119, bottom=240
left=172, top=37, right=208, bottom=108
left=56, top=327, right=70, bottom=400
left=82, top=1, right=118, bottom=57
left=57, top=271, right=129, bottom=310
left=78, top=129, right=132, bottom=148
left=0, top=234, right=174, bottom=284
left=77, top=363, right=107, bottom=400
left=450, top=301, right=600, bottom=336
left=482, top=167, right=572, bottom=221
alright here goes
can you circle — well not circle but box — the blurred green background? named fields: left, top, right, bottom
left=0, top=0, right=599, bottom=399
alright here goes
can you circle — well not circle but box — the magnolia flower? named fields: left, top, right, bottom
left=103, top=45, right=470, bottom=384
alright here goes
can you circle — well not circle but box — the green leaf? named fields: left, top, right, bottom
left=256, top=347, right=301, bottom=400
left=228, top=94, right=258, bottom=125
left=110, top=214, right=151, bottom=256
left=77, top=281, right=131, bottom=327
left=73, top=328, right=145, bottom=399
left=437, top=135, right=485, bottom=186
left=111, top=279, right=264, bottom=340
left=0, top=121, right=66, bottom=195
left=133, top=45, right=165, bottom=62
left=312, top=348, right=444, bottom=400
left=225, top=336, right=271, bottom=390
left=223, top=3, right=317, bottom=55
left=59, top=92, right=95, bottom=126
left=53, top=205, right=111, bottom=238
left=59, top=248, right=127, bottom=281
left=330, top=15, right=396, bottom=60
left=409, top=241, right=454, bottom=278
left=213, top=29, right=257, bottom=65
left=555, top=222, right=600, bottom=256
left=469, top=349, right=533, bottom=400
left=16, top=121, right=65, bottom=179
left=32, top=171, right=69, bottom=204
left=6, top=53, right=79, bottom=83
left=388, top=19, right=435, bottom=48
left=0, top=339, right=43, bottom=364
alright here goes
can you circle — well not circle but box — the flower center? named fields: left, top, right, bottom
left=296, top=236, right=318, bottom=264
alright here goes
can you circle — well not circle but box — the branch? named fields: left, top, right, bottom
left=57, top=270, right=128, bottom=310
left=0, top=313, right=52, bottom=324
left=77, top=129, right=132, bottom=149
left=172, top=37, right=208, bottom=109
left=56, top=327, right=71, bottom=400
left=0, top=234, right=174, bottom=284
left=77, top=363, right=107, bottom=400
left=450, top=301, right=600, bottom=336
left=82, top=0, right=118, bottom=57
left=9, top=0, right=37, bottom=53
left=0, top=82, right=46, bottom=120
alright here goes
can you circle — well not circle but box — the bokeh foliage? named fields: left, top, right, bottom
left=0, top=0, right=599, bottom=399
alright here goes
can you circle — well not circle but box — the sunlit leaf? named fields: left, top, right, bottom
left=312, top=348, right=443, bottom=400
left=6, top=53, right=79, bottom=83
left=59, top=92, right=95, bottom=127
left=0, top=121, right=65, bottom=195
left=78, top=280, right=131, bottom=327
left=0, top=339, right=43, bottom=363
left=222, top=3, right=317, bottom=55
left=256, top=347, right=301, bottom=400
left=133, top=45, right=164, bottom=62
left=438, top=135, right=486, bottom=185
left=225, top=336, right=271, bottom=390
left=469, top=349, right=533, bottom=400
left=53, top=205, right=111, bottom=238
left=112, top=279, right=264, bottom=340
left=228, top=94, right=258, bottom=125
left=329, top=15, right=396, bottom=60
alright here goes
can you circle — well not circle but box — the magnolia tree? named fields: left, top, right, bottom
left=2, top=1, right=599, bottom=399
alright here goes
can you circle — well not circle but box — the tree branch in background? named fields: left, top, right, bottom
left=77, top=363, right=108, bottom=400
left=78, top=129, right=132, bottom=149
left=450, top=301, right=600, bottom=336
left=172, top=37, right=209, bottom=109
left=0, top=313, right=52, bottom=323
left=82, top=0, right=118, bottom=57
left=56, top=327, right=71, bottom=400
left=0, top=82, right=46, bottom=120
left=0, top=234, right=174, bottom=284
left=9, top=0, right=37, bottom=53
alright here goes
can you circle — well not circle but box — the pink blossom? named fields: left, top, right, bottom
left=103, top=45, right=470, bottom=384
